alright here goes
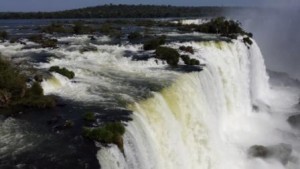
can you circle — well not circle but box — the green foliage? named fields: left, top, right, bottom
left=49, top=66, right=75, bottom=79
left=128, top=31, right=142, bottom=40
left=27, top=82, right=44, bottom=97
left=73, top=21, right=94, bottom=34
left=195, top=17, right=244, bottom=36
left=84, top=112, right=96, bottom=122
left=0, top=56, right=55, bottom=109
left=155, top=46, right=180, bottom=66
left=0, top=57, right=26, bottom=99
left=99, top=24, right=121, bottom=37
left=180, top=55, right=200, bottom=65
left=179, top=46, right=194, bottom=54
left=143, top=35, right=166, bottom=50
left=0, top=31, right=8, bottom=41
left=0, top=5, right=227, bottom=19
left=41, top=23, right=69, bottom=34
left=190, top=58, right=200, bottom=65
left=17, top=95, right=56, bottom=108
left=82, top=122, right=125, bottom=151
left=28, top=34, right=58, bottom=48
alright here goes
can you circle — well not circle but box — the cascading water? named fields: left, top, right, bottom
left=97, top=40, right=300, bottom=169
left=1, top=19, right=299, bottom=169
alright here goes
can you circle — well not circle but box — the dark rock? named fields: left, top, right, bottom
left=287, top=114, right=300, bottom=128
left=89, top=36, right=96, bottom=41
left=79, top=45, right=98, bottom=53
left=248, top=145, right=269, bottom=158
left=248, top=143, right=292, bottom=165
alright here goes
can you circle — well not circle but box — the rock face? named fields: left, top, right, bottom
left=248, top=145, right=269, bottom=158
left=287, top=114, right=300, bottom=128
left=0, top=90, right=12, bottom=107
left=248, top=143, right=292, bottom=165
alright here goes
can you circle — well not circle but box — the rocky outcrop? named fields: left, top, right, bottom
left=248, top=143, right=292, bottom=165
left=287, top=114, right=300, bottom=128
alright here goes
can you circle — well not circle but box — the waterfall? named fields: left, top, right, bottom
left=97, top=40, right=298, bottom=169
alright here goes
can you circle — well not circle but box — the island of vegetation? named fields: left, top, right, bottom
left=0, top=55, right=56, bottom=110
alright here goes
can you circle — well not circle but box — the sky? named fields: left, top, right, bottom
left=0, top=0, right=295, bottom=12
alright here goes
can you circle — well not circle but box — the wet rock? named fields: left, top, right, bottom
left=287, top=114, right=300, bottom=128
left=248, top=145, right=269, bottom=158
left=47, top=115, right=62, bottom=125
left=89, top=35, right=96, bottom=41
left=79, top=45, right=98, bottom=53
left=248, top=143, right=292, bottom=165
left=64, top=120, right=74, bottom=128
left=0, top=90, right=12, bottom=107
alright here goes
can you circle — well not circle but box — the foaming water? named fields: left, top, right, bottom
left=1, top=29, right=299, bottom=169
left=97, top=40, right=300, bottom=169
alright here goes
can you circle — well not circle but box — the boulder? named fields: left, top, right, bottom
left=248, top=145, right=269, bottom=158
left=287, top=114, right=300, bottom=128
left=248, top=143, right=292, bottom=165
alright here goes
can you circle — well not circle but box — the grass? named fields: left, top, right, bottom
left=49, top=66, right=75, bottom=79
left=83, top=122, right=126, bottom=152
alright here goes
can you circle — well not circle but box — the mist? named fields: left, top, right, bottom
left=226, top=2, right=300, bottom=80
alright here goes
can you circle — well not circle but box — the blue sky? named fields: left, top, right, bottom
left=0, top=0, right=290, bottom=12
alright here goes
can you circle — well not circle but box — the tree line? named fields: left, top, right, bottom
left=0, top=5, right=250, bottom=19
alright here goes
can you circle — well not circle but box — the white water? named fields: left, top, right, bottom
left=97, top=40, right=300, bottom=169
left=1, top=34, right=299, bottom=169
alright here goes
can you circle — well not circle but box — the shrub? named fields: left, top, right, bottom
left=0, top=31, right=8, bottom=41
left=17, top=95, right=56, bottom=108
left=189, top=58, right=200, bottom=65
left=181, top=54, right=191, bottom=65
left=128, top=31, right=142, bottom=40
left=49, top=66, right=75, bottom=79
left=243, top=37, right=253, bottom=46
left=179, top=46, right=194, bottom=54
left=28, top=34, right=58, bottom=48
left=180, top=55, right=200, bottom=66
left=143, top=35, right=166, bottom=50
left=82, top=122, right=126, bottom=151
left=84, top=112, right=96, bottom=122
left=73, top=21, right=94, bottom=34
left=99, top=24, right=121, bottom=37
left=155, top=46, right=180, bottom=66
left=0, top=57, right=26, bottom=99
left=0, top=56, right=56, bottom=109
left=41, top=23, right=69, bottom=34
left=189, top=17, right=251, bottom=40
left=27, top=82, right=44, bottom=97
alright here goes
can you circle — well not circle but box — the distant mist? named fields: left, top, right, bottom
left=226, top=2, right=300, bottom=80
